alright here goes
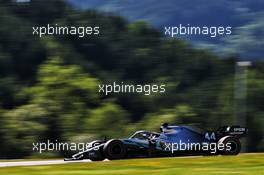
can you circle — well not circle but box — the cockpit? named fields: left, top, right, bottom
left=129, top=131, right=160, bottom=140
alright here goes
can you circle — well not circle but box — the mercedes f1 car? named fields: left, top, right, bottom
left=64, top=123, right=247, bottom=161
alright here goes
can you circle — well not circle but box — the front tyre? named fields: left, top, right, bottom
left=103, top=139, right=126, bottom=160
left=87, top=140, right=105, bottom=161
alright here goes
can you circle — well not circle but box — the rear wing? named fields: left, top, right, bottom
left=217, top=126, right=247, bottom=137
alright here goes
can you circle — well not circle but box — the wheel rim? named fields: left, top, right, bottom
left=111, top=145, right=122, bottom=155
left=228, top=140, right=238, bottom=153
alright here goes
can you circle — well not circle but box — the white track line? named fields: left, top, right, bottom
left=0, top=160, right=91, bottom=168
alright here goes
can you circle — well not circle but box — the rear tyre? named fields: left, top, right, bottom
left=218, top=136, right=241, bottom=155
left=103, top=139, right=126, bottom=160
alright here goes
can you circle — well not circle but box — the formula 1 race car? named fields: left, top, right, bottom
left=64, top=123, right=247, bottom=161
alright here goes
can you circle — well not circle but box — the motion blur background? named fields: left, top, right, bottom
left=0, top=0, right=263, bottom=158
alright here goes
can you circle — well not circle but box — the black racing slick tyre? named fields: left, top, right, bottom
left=103, top=139, right=126, bottom=160
left=218, top=136, right=241, bottom=155
left=87, top=140, right=105, bottom=161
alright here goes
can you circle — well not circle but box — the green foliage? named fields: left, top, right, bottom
left=0, top=0, right=263, bottom=158
left=246, top=70, right=264, bottom=151
left=87, top=102, right=129, bottom=138
left=1, top=104, right=47, bottom=157
left=26, top=57, right=100, bottom=140
left=135, top=105, right=197, bottom=132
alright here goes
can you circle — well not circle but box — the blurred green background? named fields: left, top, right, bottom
left=0, top=0, right=263, bottom=158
